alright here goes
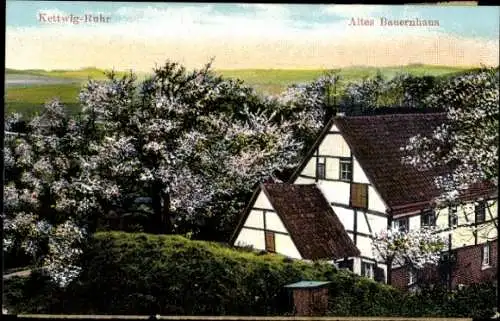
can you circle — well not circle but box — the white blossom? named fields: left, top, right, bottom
left=372, top=227, right=446, bottom=269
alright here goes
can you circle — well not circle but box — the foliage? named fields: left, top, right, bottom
left=401, top=67, right=499, bottom=205
left=339, top=72, right=440, bottom=114
left=372, top=227, right=446, bottom=270
left=3, top=232, right=342, bottom=315
left=3, top=232, right=496, bottom=318
left=272, top=72, right=340, bottom=147
left=3, top=60, right=304, bottom=286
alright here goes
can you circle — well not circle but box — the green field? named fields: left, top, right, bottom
left=5, top=64, right=477, bottom=117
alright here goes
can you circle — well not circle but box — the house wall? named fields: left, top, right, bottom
left=292, top=125, right=389, bottom=279
left=236, top=121, right=497, bottom=289
left=233, top=190, right=302, bottom=259
left=434, top=200, right=498, bottom=250
left=391, top=240, right=497, bottom=291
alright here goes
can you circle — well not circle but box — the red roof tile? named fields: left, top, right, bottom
left=262, top=183, right=360, bottom=260
left=334, top=113, right=497, bottom=214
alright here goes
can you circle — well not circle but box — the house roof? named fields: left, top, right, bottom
left=230, top=183, right=359, bottom=260
left=261, top=183, right=360, bottom=260
left=300, top=113, right=496, bottom=214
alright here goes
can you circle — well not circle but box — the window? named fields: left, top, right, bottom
left=449, top=206, right=458, bottom=227
left=361, top=262, right=375, bottom=279
left=475, top=201, right=486, bottom=223
left=421, top=209, right=436, bottom=227
left=482, top=243, right=491, bottom=267
left=393, top=217, right=409, bottom=232
left=265, top=231, right=275, bottom=253
left=316, top=158, right=326, bottom=180
left=339, top=158, right=352, bottom=181
left=350, top=183, right=368, bottom=209
left=408, top=268, right=417, bottom=285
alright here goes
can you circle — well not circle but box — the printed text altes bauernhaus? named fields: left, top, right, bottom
left=349, top=17, right=440, bottom=27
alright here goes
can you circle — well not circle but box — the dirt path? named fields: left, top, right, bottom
left=3, top=269, right=32, bottom=279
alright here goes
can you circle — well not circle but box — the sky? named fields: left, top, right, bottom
left=5, top=2, right=500, bottom=71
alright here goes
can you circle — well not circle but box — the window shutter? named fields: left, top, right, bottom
left=265, top=231, right=275, bottom=252
left=351, top=183, right=368, bottom=209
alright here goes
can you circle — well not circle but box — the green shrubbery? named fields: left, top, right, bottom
left=3, top=231, right=496, bottom=317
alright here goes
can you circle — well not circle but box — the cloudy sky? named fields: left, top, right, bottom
left=5, top=2, right=499, bottom=71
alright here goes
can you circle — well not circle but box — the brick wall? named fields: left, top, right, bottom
left=390, top=240, right=497, bottom=290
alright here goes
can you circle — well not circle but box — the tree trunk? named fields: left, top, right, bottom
left=386, top=257, right=394, bottom=285
left=150, top=182, right=172, bottom=234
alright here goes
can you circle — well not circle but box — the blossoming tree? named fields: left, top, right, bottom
left=372, top=67, right=499, bottom=287
left=402, top=67, right=498, bottom=206
left=372, top=227, right=446, bottom=285
left=3, top=60, right=305, bottom=286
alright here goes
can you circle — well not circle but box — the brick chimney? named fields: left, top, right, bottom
left=284, top=280, right=331, bottom=316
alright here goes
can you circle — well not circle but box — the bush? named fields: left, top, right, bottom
left=3, top=231, right=496, bottom=317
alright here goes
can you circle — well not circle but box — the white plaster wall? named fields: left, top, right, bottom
left=452, top=226, right=476, bottom=249
left=326, top=157, right=340, bottom=180
left=294, top=176, right=315, bottom=184
left=330, top=124, right=340, bottom=132
left=275, top=234, right=302, bottom=259
left=368, top=186, right=387, bottom=213
left=347, top=232, right=355, bottom=243
left=318, top=133, right=350, bottom=157
left=244, top=210, right=264, bottom=229
left=434, top=201, right=498, bottom=250
left=478, top=200, right=498, bottom=242
left=352, top=257, right=361, bottom=275
left=366, top=213, right=388, bottom=236
left=317, top=180, right=350, bottom=205
left=409, top=215, right=420, bottom=231
left=302, top=159, right=316, bottom=177
left=353, top=158, right=370, bottom=184
left=265, top=211, right=288, bottom=233
left=435, top=206, right=449, bottom=229
left=254, top=191, right=274, bottom=210
left=234, top=228, right=265, bottom=250
left=357, top=235, right=375, bottom=258
left=332, top=206, right=354, bottom=231
left=356, top=211, right=371, bottom=235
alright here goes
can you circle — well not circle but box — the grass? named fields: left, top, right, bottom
left=5, top=67, right=148, bottom=80
left=5, top=84, right=82, bottom=117
left=4, top=64, right=478, bottom=116
left=217, top=65, right=474, bottom=95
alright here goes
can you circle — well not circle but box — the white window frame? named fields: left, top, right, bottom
left=339, top=158, right=352, bottom=182
left=361, top=262, right=375, bottom=279
left=421, top=210, right=436, bottom=227
left=392, top=217, right=409, bottom=232
left=316, top=157, right=326, bottom=180
left=482, top=243, right=491, bottom=268
left=408, top=268, right=417, bottom=286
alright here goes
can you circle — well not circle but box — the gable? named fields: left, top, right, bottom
left=289, top=118, right=388, bottom=214
left=231, top=187, right=302, bottom=259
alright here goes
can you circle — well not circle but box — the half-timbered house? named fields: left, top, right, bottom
left=231, top=112, right=498, bottom=290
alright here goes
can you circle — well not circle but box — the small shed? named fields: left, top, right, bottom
left=284, top=280, right=331, bottom=316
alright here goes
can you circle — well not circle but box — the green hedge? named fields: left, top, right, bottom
left=3, top=232, right=496, bottom=317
